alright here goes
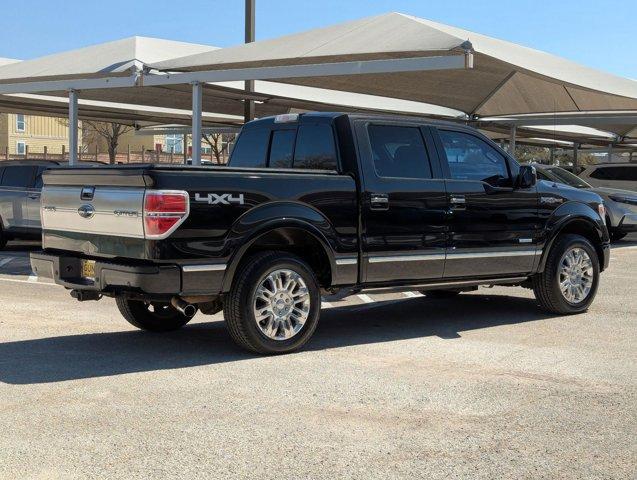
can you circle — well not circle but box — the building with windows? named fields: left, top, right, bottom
left=0, top=112, right=77, bottom=158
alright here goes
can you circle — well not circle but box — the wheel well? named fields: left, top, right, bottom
left=239, top=227, right=332, bottom=287
left=557, top=219, right=604, bottom=268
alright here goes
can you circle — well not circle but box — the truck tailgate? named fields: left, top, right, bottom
left=42, top=186, right=146, bottom=238
left=40, top=167, right=153, bottom=258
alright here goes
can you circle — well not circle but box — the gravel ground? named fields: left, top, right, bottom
left=0, top=237, right=635, bottom=479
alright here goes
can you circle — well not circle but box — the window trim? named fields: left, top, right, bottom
left=15, top=114, right=26, bottom=132
left=435, top=127, right=514, bottom=184
left=366, top=123, right=435, bottom=180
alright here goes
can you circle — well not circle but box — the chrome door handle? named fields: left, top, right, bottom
left=28, top=193, right=41, bottom=200
left=369, top=193, right=389, bottom=210
left=450, top=195, right=466, bottom=206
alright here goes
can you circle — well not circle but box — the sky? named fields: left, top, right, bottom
left=1, top=0, right=635, bottom=79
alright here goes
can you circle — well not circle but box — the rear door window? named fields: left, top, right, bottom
left=1, top=166, right=35, bottom=188
left=229, top=128, right=270, bottom=168
left=268, top=129, right=296, bottom=168
left=368, top=125, right=433, bottom=179
left=293, top=124, right=337, bottom=170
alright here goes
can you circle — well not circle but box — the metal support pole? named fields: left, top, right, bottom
left=549, top=147, right=555, bottom=165
left=191, top=81, right=203, bottom=166
left=68, top=89, right=79, bottom=166
left=183, top=134, right=188, bottom=163
left=509, top=125, right=516, bottom=156
left=244, top=0, right=255, bottom=123
left=573, top=143, right=579, bottom=173
left=607, top=144, right=613, bottom=163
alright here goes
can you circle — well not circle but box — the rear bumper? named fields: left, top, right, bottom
left=30, top=252, right=226, bottom=296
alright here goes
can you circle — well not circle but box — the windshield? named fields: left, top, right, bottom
left=543, top=167, right=591, bottom=189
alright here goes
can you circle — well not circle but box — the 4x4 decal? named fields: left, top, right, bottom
left=194, top=193, right=245, bottom=205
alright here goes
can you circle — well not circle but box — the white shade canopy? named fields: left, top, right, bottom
left=0, top=34, right=465, bottom=121
left=152, top=12, right=637, bottom=116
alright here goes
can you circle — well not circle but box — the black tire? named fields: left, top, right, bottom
left=223, top=251, right=321, bottom=354
left=610, top=229, right=627, bottom=242
left=419, top=289, right=462, bottom=299
left=116, top=297, right=192, bottom=332
left=532, top=234, right=600, bottom=314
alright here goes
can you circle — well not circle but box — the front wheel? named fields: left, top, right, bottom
left=532, top=234, right=600, bottom=314
left=116, top=297, right=193, bottom=332
left=224, top=251, right=321, bottom=354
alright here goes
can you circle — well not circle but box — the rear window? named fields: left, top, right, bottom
left=268, top=129, right=296, bottom=168
left=229, top=128, right=270, bottom=168
left=1, top=166, right=35, bottom=188
left=293, top=124, right=337, bottom=170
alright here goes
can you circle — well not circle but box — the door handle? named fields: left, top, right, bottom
left=28, top=193, right=41, bottom=200
left=369, top=193, right=389, bottom=210
left=449, top=195, right=466, bottom=209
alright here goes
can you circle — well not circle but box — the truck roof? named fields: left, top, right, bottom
left=243, top=111, right=467, bottom=130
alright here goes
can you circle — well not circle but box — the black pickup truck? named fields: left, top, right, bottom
left=31, top=112, right=610, bottom=354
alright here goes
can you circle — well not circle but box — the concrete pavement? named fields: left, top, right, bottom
left=0, top=237, right=636, bottom=479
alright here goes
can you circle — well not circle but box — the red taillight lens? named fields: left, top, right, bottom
left=143, top=190, right=189, bottom=239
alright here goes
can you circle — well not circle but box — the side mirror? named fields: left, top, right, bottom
left=517, top=165, right=537, bottom=189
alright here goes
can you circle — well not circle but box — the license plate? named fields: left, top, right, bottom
left=81, top=260, right=96, bottom=280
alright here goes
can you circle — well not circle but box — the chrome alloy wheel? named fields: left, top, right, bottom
left=253, top=269, right=311, bottom=341
left=558, top=247, right=594, bottom=304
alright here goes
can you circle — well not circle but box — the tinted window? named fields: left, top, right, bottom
left=1, top=166, right=34, bottom=188
left=34, top=167, right=48, bottom=189
left=268, top=129, right=296, bottom=168
left=368, top=125, right=432, bottom=179
left=229, top=128, right=270, bottom=168
left=610, top=166, right=637, bottom=181
left=590, top=167, right=611, bottom=180
left=293, top=124, right=337, bottom=170
left=439, top=130, right=510, bottom=186
left=546, top=167, right=591, bottom=188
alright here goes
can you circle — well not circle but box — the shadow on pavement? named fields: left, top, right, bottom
left=0, top=293, right=555, bottom=385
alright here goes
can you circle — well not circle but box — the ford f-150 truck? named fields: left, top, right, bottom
left=31, top=112, right=610, bottom=354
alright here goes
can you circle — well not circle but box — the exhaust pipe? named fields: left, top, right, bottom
left=171, top=297, right=197, bottom=318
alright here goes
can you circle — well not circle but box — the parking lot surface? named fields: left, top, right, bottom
left=0, top=237, right=636, bottom=479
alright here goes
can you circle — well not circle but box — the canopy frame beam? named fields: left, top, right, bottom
left=143, top=54, right=471, bottom=87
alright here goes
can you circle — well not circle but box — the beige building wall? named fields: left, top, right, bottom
left=2, top=113, right=77, bottom=155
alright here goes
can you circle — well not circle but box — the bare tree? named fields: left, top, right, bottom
left=202, top=133, right=230, bottom=164
left=83, top=121, right=134, bottom=164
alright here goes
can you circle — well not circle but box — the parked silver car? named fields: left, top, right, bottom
left=0, top=160, right=103, bottom=249
left=579, top=163, right=637, bottom=192
left=532, top=163, right=637, bottom=241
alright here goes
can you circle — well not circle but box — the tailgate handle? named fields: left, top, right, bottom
left=80, top=186, right=95, bottom=201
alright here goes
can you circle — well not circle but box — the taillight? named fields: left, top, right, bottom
left=143, top=190, right=189, bottom=239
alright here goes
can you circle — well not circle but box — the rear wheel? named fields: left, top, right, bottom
left=532, top=234, right=600, bottom=314
left=116, top=297, right=193, bottom=332
left=419, top=289, right=462, bottom=299
left=224, top=251, right=321, bottom=354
